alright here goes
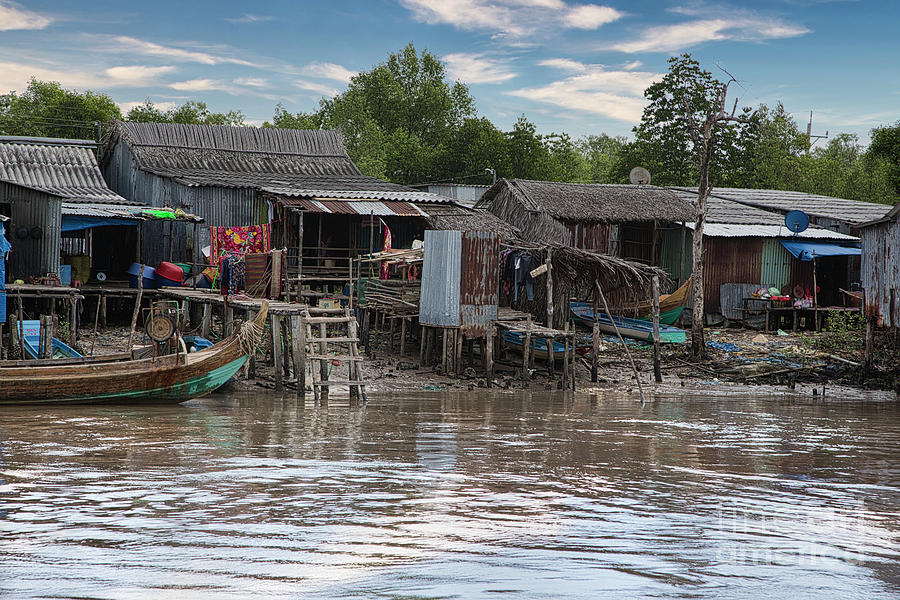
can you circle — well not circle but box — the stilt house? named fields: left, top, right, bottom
left=858, top=203, right=900, bottom=328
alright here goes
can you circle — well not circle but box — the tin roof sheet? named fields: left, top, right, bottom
left=687, top=222, right=858, bottom=240
left=263, top=186, right=450, bottom=203
left=0, top=141, right=139, bottom=205
left=671, top=186, right=892, bottom=225
left=61, top=202, right=142, bottom=219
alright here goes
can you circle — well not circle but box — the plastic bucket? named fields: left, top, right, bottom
left=59, top=265, right=72, bottom=286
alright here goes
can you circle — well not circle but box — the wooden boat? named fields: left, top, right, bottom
left=603, top=277, right=691, bottom=325
left=0, top=302, right=268, bottom=405
left=18, top=319, right=82, bottom=360
left=502, top=330, right=568, bottom=360
left=570, top=302, right=687, bottom=343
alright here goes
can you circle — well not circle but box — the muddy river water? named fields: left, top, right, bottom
left=0, top=391, right=897, bottom=599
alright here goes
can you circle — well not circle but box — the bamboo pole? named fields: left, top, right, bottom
left=545, top=249, right=553, bottom=328
left=591, top=297, right=599, bottom=383
left=127, top=265, right=144, bottom=354
left=652, top=275, right=662, bottom=383
left=596, top=281, right=645, bottom=403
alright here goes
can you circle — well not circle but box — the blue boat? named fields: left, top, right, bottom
left=17, top=320, right=83, bottom=359
left=570, top=302, right=687, bottom=343
left=503, top=330, right=569, bottom=360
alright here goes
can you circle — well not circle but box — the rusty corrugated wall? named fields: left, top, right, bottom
left=420, top=230, right=499, bottom=335
left=861, top=221, right=900, bottom=327
left=459, top=231, right=499, bottom=335
left=0, top=182, right=60, bottom=279
left=701, top=237, right=763, bottom=312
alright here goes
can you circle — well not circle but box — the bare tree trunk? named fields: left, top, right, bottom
left=691, top=150, right=711, bottom=358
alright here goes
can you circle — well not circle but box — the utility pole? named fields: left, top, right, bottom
left=807, top=111, right=828, bottom=153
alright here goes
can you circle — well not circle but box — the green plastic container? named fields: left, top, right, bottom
left=175, top=262, right=192, bottom=276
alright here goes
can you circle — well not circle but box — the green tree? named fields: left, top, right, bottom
left=126, top=100, right=245, bottom=126
left=577, top=134, right=627, bottom=183
left=866, top=121, right=900, bottom=198
left=0, top=78, right=121, bottom=140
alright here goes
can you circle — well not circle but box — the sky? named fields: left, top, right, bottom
left=0, top=0, right=898, bottom=145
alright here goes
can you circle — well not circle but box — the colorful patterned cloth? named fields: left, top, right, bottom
left=209, top=224, right=271, bottom=262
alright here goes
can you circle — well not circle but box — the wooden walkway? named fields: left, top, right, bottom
left=156, top=288, right=307, bottom=316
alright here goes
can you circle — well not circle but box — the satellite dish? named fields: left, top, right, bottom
left=95, top=272, right=107, bottom=282
left=629, top=166, right=651, bottom=185
left=785, top=210, right=809, bottom=235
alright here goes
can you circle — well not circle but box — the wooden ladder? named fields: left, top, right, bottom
left=300, top=307, right=367, bottom=402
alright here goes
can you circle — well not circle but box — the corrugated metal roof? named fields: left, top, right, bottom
left=109, top=121, right=361, bottom=178
left=61, top=202, right=142, bottom=219
left=263, top=186, right=450, bottom=203
left=687, top=222, right=858, bottom=240
left=0, top=142, right=140, bottom=206
left=671, top=190, right=786, bottom=225
left=671, top=186, right=892, bottom=225
left=276, top=197, right=426, bottom=217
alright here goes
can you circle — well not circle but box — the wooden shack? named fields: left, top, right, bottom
left=476, top=179, right=696, bottom=263
left=858, top=203, right=900, bottom=328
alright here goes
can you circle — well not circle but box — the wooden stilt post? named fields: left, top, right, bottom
left=562, top=322, right=569, bottom=389
left=281, top=317, right=291, bottom=380
left=591, top=296, right=600, bottom=383
left=420, top=324, right=427, bottom=365
left=291, top=315, right=303, bottom=395
left=247, top=310, right=257, bottom=379
left=42, top=314, right=54, bottom=359
left=545, top=249, right=553, bottom=328
left=652, top=275, right=662, bottom=383
left=69, top=297, right=77, bottom=348
left=271, top=314, right=283, bottom=392
left=400, top=317, right=407, bottom=356
left=127, top=265, right=144, bottom=354
left=225, top=305, right=234, bottom=337
left=485, top=326, right=494, bottom=383
left=545, top=337, right=554, bottom=379
left=455, top=329, right=463, bottom=375
left=813, top=255, right=819, bottom=332
left=523, top=315, right=532, bottom=380
left=16, top=292, right=24, bottom=360
left=90, top=293, right=101, bottom=356
left=9, top=313, right=19, bottom=360
left=100, top=294, right=107, bottom=327
left=296, top=313, right=306, bottom=395
left=201, top=303, right=211, bottom=338
left=864, top=315, right=874, bottom=373
left=318, top=321, right=329, bottom=401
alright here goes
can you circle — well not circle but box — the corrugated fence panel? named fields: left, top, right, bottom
left=658, top=227, right=692, bottom=285
left=702, top=237, right=763, bottom=312
left=420, top=230, right=461, bottom=327
left=760, top=239, right=793, bottom=289
left=460, top=231, right=499, bottom=334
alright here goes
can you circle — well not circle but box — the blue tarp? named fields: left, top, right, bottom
left=0, top=222, right=10, bottom=254
left=780, top=240, right=861, bottom=261
left=61, top=216, right=139, bottom=232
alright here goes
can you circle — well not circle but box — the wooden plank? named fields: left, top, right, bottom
left=291, top=315, right=303, bottom=397
left=306, top=354, right=364, bottom=361
left=69, top=298, right=77, bottom=347
left=305, top=316, right=352, bottom=324
left=319, top=321, right=328, bottom=401
left=313, top=380, right=367, bottom=386
left=485, top=326, right=494, bottom=382
left=247, top=310, right=257, bottom=379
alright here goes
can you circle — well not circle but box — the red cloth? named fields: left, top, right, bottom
left=209, top=224, right=271, bottom=263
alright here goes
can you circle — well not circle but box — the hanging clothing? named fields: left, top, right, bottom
left=381, top=222, right=393, bottom=280
left=209, top=223, right=272, bottom=262
left=513, top=253, right=536, bottom=302
left=219, top=253, right=245, bottom=296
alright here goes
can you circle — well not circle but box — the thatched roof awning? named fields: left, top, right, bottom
left=479, top=179, right=697, bottom=223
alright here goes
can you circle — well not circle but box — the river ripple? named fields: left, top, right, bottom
left=0, top=392, right=897, bottom=599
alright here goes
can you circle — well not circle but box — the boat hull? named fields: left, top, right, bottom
left=571, top=303, right=687, bottom=343
left=502, top=330, right=567, bottom=360
left=0, top=303, right=267, bottom=405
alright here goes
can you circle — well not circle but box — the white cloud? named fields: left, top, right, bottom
left=169, top=78, right=225, bottom=92
left=563, top=4, right=622, bottom=29
left=234, top=77, right=268, bottom=87
left=299, top=62, right=357, bottom=83
left=507, top=65, right=661, bottom=122
left=294, top=79, right=339, bottom=97
left=104, top=65, right=174, bottom=86
left=608, top=16, right=809, bottom=53
left=538, top=58, right=588, bottom=73
left=622, top=60, right=643, bottom=70
left=0, top=1, right=51, bottom=31
left=225, top=14, right=275, bottom=24
left=399, top=0, right=621, bottom=37
left=444, top=53, right=516, bottom=84
left=111, top=36, right=258, bottom=67
left=0, top=61, right=173, bottom=92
